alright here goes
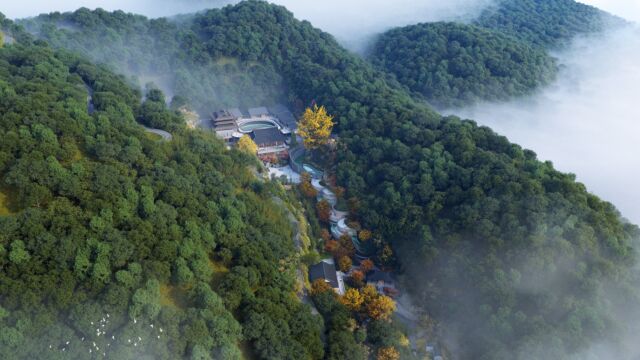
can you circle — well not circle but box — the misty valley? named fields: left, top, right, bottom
left=0, top=1, right=639, bottom=360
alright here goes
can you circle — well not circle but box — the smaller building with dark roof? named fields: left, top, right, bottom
left=251, top=127, right=285, bottom=148
left=309, top=260, right=345, bottom=295
left=269, top=104, right=297, bottom=130
left=367, top=269, right=396, bottom=295
left=250, top=127, right=289, bottom=162
left=228, top=108, right=247, bottom=119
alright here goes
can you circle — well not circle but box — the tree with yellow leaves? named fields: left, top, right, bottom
left=298, top=105, right=334, bottom=149
left=340, top=288, right=364, bottom=311
left=366, top=294, right=396, bottom=321
left=310, top=278, right=333, bottom=295
left=338, top=256, right=352, bottom=272
left=376, top=346, right=400, bottom=360
left=358, top=229, right=372, bottom=241
left=237, top=134, right=257, bottom=154
left=362, top=284, right=379, bottom=304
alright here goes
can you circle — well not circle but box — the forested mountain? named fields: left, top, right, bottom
left=369, top=22, right=557, bottom=108
left=368, top=0, right=623, bottom=107
left=20, top=8, right=285, bottom=113
left=0, top=17, right=323, bottom=360
left=4, top=1, right=640, bottom=360
left=475, top=0, right=623, bottom=48
left=187, top=2, right=639, bottom=359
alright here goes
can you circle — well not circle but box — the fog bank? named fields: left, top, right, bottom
left=265, top=0, right=496, bottom=52
left=582, top=0, right=640, bottom=22
left=447, top=25, right=640, bottom=225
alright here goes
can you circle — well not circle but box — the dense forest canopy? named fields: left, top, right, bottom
left=0, top=17, right=323, bottom=359
left=3, top=1, right=640, bottom=359
left=20, top=8, right=286, bottom=114
left=369, top=22, right=557, bottom=108
left=474, top=0, right=624, bottom=48
left=187, top=2, right=640, bottom=359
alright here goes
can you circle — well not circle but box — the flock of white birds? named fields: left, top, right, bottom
left=47, top=314, right=164, bottom=357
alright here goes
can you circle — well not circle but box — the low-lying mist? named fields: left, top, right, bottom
left=582, top=0, right=640, bottom=22
left=447, top=24, right=640, bottom=225
left=264, top=0, right=496, bottom=52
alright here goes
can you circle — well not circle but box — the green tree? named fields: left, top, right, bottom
left=8, top=241, right=30, bottom=265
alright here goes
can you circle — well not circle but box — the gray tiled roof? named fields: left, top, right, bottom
left=269, top=104, right=289, bottom=114
left=248, top=106, right=270, bottom=117
left=228, top=108, right=245, bottom=119
left=269, top=104, right=297, bottom=129
left=251, top=127, right=285, bottom=146
left=309, top=261, right=339, bottom=288
left=367, top=270, right=394, bottom=284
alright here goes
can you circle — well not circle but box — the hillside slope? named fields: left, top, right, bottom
left=0, top=19, right=322, bottom=360
left=190, top=3, right=640, bottom=359
left=20, top=8, right=285, bottom=113
left=369, top=22, right=557, bottom=108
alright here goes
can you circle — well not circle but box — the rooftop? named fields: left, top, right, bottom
left=309, top=261, right=339, bottom=289
left=212, top=109, right=237, bottom=122
left=248, top=106, right=270, bottom=117
left=214, top=123, right=238, bottom=131
left=251, top=127, right=285, bottom=147
left=228, top=108, right=246, bottom=119
left=367, top=269, right=394, bottom=284
left=269, top=104, right=297, bottom=129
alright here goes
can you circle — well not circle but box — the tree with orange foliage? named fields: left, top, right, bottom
left=334, top=186, right=345, bottom=199
left=299, top=172, right=318, bottom=198
left=316, top=199, right=331, bottom=223
left=310, top=278, right=333, bottom=295
left=351, top=270, right=364, bottom=283
left=325, top=239, right=339, bottom=253
left=338, top=256, right=352, bottom=272
left=377, top=346, right=400, bottom=360
left=360, top=259, right=374, bottom=274
left=349, top=270, right=365, bottom=288
left=320, top=228, right=331, bottom=242
left=336, top=234, right=356, bottom=258
left=366, top=294, right=396, bottom=320
left=340, top=288, right=364, bottom=312
left=358, top=229, right=372, bottom=241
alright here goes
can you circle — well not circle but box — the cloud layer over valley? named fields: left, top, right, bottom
left=447, top=25, right=640, bottom=224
